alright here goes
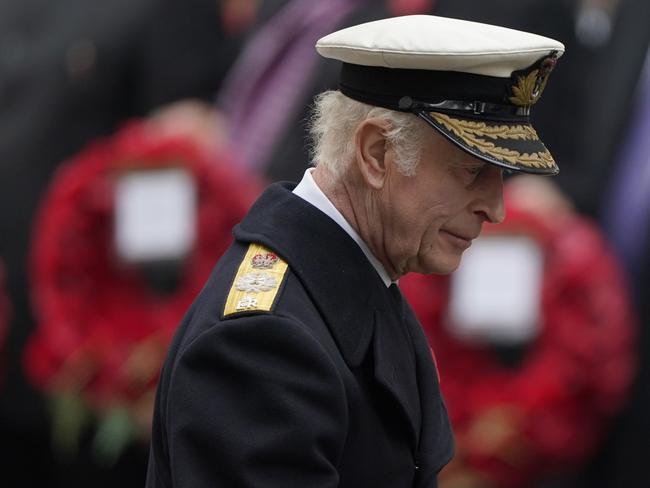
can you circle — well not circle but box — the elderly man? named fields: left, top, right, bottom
left=146, top=15, right=564, bottom=488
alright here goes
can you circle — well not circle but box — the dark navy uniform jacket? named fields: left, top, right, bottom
left=146, top=182, right=454, bottom=487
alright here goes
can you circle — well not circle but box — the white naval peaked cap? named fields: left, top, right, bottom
left=316, top=15, right=564, bottom=78
left=315, top=15, right=566, bottom=175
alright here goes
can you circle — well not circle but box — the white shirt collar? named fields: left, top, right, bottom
left=292, top=168, right=393, bottom=287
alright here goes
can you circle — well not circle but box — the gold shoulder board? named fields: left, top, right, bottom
left=223, top=243, right=289, bottom=317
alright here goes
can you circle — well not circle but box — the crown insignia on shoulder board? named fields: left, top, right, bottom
left=251, top=253, right=280, bottom=269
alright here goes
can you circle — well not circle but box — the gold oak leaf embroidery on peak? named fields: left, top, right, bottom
left=430, top=112, right=556, bottom=169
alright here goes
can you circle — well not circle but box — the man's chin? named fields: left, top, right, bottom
left=414, top=254, right=461, bottom=276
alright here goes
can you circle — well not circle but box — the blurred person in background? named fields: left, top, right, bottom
left=594, top=2, right=650, bottom=487
left=0, top=0, right=245, bottom=485
left=216, top=0, right=436, bottom=179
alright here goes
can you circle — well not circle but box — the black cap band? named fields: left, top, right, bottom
left=335, top=58, right=559, bottom=175
left=338, top=62, right=528, bottom=121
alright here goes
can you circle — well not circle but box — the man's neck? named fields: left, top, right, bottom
left=312, top=166, right=399, bottom=281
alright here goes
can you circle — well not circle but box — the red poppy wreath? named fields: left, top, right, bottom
left=401, top=178, right=636, bottom=488
left=24, top=121, right=259, bottom=463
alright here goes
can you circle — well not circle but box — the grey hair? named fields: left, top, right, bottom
left=307, top=90, right=430, bottom=178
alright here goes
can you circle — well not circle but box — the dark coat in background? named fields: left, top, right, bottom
left=0, top=0, right=243, bottom=485
left=146, top=183, right=454, bottom=487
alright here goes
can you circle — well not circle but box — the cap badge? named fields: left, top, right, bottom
left=509, top=54, right=558, bottom=107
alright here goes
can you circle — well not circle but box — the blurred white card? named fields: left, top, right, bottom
left=114, top=168, right=197, bottom=263
left=447, top=235, right=543, bottom=345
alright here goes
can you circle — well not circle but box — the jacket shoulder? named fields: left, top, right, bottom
left=222, top=243, right=289, bottom=318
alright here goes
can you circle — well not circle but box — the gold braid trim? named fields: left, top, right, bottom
left=429, top=112, right=556, bottom=169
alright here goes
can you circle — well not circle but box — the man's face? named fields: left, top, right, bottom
left=379, top=132, right=505, bottom=276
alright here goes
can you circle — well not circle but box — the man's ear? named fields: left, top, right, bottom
left=354, top=118, right=390, bottom=190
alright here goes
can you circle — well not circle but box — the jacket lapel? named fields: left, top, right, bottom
left=372, top=307, right=421, bottom=453
left=403, top=305, right=455, bottom=486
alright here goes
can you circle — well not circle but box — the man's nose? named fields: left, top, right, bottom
left=473, top=166, right=505, bottom=224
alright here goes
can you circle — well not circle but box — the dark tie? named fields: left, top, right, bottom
left=388, top=282, right=406, bottom=323
left=388, top=283, right=420, bottom=376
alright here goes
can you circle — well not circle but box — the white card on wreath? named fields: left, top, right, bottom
left=447, top=235, right=543, bottom=345
left=114, top=168, right=197, bottom=263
